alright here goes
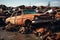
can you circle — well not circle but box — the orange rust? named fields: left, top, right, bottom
left=35, top=27, right=46, bottom=33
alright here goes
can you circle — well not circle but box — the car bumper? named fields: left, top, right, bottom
left=32, top=20, right=53, bottom=24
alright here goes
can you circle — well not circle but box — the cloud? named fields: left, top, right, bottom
left=34, top=1, right=60, bottom=7
left=34, top=2, right=47, bottom=6
left=52, top=1, right=60, bottom=4
left=51, top=1, right=60, bottom=6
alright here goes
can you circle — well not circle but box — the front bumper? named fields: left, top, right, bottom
left=32, top=19, right=53, bottom=24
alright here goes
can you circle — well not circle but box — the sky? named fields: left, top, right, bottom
left=0, top=0, right=60, bottom=7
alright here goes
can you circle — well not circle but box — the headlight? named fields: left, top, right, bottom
left=34, top=16, right=39, bottom=20
left=5, top=18, right=10, bottom=23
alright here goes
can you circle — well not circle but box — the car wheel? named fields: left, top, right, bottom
left=24, top=20, right=32, bottom=33
left=25, top=20, right=32, bottom=28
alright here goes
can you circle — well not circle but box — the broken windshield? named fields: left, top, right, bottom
left=23, top=9, right=36, bottom=14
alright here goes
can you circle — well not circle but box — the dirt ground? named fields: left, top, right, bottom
left=0, top=22, right=60, bottom=40
left=0, top=27, right=41, bottom=40
left=0, top=27, right=60, bottom=40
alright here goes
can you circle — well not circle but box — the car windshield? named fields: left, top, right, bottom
left=23, top=9, right=36, bottom=14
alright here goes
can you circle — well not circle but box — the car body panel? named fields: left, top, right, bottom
left=6, top=13, right=41, bottom=25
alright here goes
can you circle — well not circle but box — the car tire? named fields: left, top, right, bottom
left=25, top=20, right=32, bottom=28
left=24, top=20, right=32, bottom=33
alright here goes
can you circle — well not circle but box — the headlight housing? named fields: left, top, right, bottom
left=34, top=15, right=39, bottom=20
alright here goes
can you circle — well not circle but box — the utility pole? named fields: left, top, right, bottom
left=48, top=1, right=50, bottom=7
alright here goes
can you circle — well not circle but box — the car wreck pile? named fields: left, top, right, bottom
left=0, top=7, right=60, bottom=40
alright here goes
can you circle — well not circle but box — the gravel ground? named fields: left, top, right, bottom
left=0, top=27, right=40, bottom=40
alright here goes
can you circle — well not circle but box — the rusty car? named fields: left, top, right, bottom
left=4, top=9, right=52, bottom=31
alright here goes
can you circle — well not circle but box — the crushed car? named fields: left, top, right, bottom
left=0, top=8, right=11, bottom=26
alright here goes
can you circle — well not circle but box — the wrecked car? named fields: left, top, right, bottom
left=55, top=9, right=60, bottom=20
left=4, top=9, right=52, bottom=31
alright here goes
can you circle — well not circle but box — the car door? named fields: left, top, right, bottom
left=15, top=11, right=23, bottom=25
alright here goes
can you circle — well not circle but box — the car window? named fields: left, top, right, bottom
left=17, top=11, right=22, bottom=16
left=11, top=11, right=22, bottom=16
left=23, top=9, right=36, bottom=14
